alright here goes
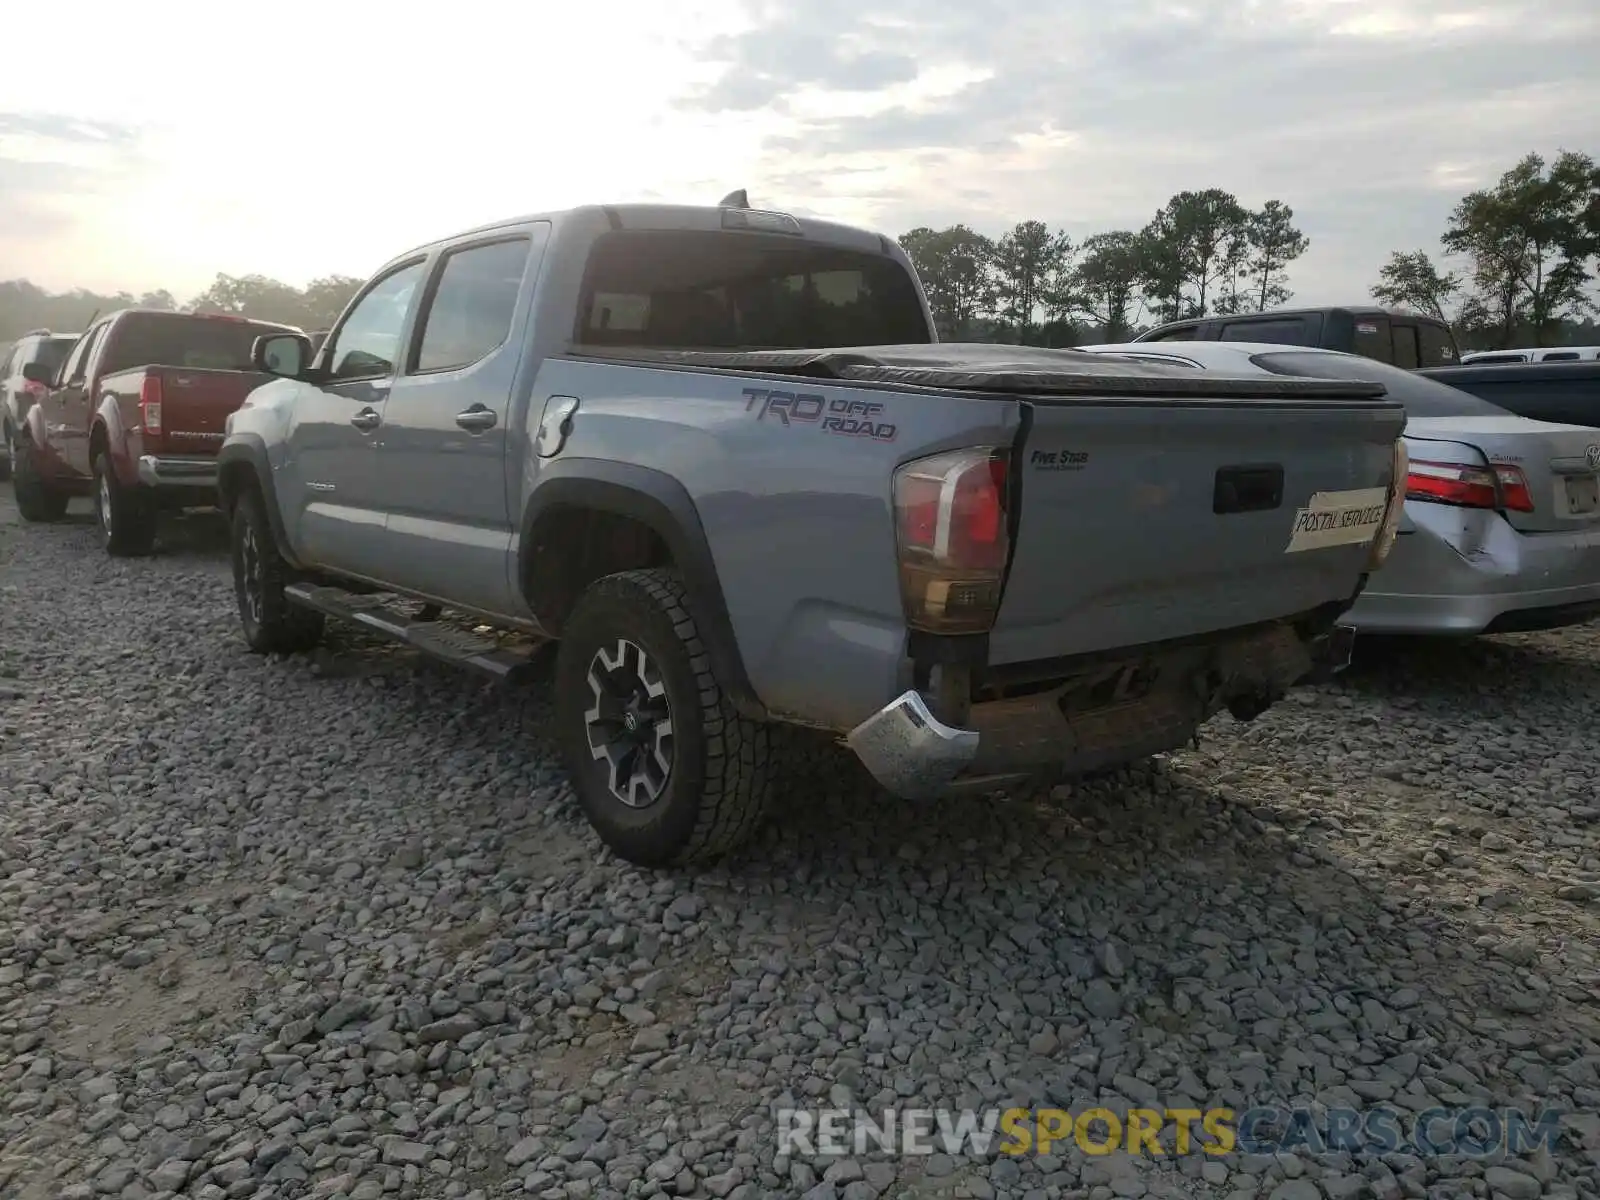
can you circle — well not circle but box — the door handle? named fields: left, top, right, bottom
left=455, top=406, right=497, bottom=432
left=350, top=408, right=381, bottom=432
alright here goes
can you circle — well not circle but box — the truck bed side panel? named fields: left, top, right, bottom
left=525, top=358, right=1022, bottom=730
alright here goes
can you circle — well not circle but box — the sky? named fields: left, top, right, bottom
left=2, top=0, right=1597, bottom=308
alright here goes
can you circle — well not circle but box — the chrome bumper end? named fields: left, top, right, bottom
left=845, top=689, right=980, bottom=799
left=137, top=455, right=219, bottom=490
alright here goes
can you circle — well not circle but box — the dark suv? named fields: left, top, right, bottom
left=1, top=330, right=79, bottom=480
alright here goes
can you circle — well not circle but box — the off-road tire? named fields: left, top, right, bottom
left=231, top=486, right=324, bottom=654
left=11, top=434, right=68, bottom=522
left=94, top=451, right=157, bottom=556
left=0, top=423, right=12, bottom=482
left=555, top=568, right=773, bottom=867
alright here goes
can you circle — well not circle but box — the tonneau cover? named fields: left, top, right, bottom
left=573, top=341, right=1392, bottom=401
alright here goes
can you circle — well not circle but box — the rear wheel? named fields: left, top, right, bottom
left=231, top=486, right=324, bottom=654
left=554, top=568, right=773, bottom=867
left=0, top=423, right=12, bottom=482
left=12, top=434, right=69, bottom=522
left=94, top=450, right=157, bottom=556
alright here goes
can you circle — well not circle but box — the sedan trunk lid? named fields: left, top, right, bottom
left=1407, top=415, right=1600, bottom=534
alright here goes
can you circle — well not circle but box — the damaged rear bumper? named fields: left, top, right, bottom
left=844, top=689, right=981, bottom=800
left=845, top=622, right=1356, bottom=800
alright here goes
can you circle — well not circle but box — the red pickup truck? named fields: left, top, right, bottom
left=13, top=308, right=299, bottom=554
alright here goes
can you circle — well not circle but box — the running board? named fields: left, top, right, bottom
left=284, top=584, right=549, bottom=682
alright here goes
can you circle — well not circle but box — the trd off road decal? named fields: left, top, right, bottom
left=743, top=388, right=897, bottom=442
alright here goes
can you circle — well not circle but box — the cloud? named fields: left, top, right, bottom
left=683, top=0, right=1600, bottom=302
left=0, top=0, right=1595, bottom=304
left=0, top=112, right=141, bottom=145
left=0, top=110, right=152, bottom=275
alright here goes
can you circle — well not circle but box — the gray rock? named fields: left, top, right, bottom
left=1482, top=1167, right=1541, bottom=1200
left=378, top=1137, right=431, bottom=1165
left=1083, top=980, right=1122, bottom=1021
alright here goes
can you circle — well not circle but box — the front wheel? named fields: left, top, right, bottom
left=11, top=434, right=69, bottom=522
left=554, top=568, right=773, bottom=867
left=231, top=487, right=324, bottom=654
left=94, top=451, right=157, bottom=556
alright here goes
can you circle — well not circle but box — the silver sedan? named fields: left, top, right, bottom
left=1077, top=341, right=1600, bottom=636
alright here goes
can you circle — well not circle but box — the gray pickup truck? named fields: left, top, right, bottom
left=218, top=200, right=1408, bottom=867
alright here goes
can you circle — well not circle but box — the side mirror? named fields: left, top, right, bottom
left=253, top=333, right=313, bottom=378
left=21, top=361, right=54, bottom=386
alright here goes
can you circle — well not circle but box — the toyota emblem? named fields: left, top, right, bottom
left=1588, top=444, right=1600, bottom=470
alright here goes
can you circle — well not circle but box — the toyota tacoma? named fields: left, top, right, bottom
left=217, top=200, right=1409, bottom=866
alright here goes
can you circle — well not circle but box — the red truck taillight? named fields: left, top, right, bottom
left=140, top=375, right=163, bottom=435
left=892, top=447, right=1011, bottom=634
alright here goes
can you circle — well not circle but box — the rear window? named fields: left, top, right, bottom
left=573, top=231, right=931, bottom=350
left=1218, top=318, right=1308, bottom=345
left=1466, top=352, right=1527, bottom=365
left=1250, top=351, right=1508, bottom=418
left=100, top=314, right=290, bottom=375
left=27, top=336, right=76, bottom=375
left=1144, top=324, right=1201, bottom=341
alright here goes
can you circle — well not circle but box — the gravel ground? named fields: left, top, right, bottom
left=2, top=494, right=1598, bottom=1200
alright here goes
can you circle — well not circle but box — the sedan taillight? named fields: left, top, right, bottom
left=1406, top=457, right=1533, bottom=513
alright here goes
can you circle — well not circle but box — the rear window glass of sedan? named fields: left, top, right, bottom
left=1250, top=351, right=1508, bottom=418
left=29, top=336, right=76, bottom=375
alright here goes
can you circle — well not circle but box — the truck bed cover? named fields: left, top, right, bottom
left=573, top=341, right=1392, bottom=402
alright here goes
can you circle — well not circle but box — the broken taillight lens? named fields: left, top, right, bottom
left=892, top=448, right=1011, bottom=633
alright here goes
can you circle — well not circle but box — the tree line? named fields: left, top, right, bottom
left=6, top=149, right=1596, bottom=358
left=1370, top=150, right=1600, bottom=350
left=0, top=272, right=364, bottom=348
left=899, top=190, right=1310, bottom=345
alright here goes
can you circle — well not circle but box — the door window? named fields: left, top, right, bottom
left=1145, top=323, right=1200, bottom=341
left=1351, top=317, right=1392, bottom=363
left=1219, top=318, right=1307, bottom=344
left=412, top=238, right=530, bottom=373
left=1392, top=324, right=1420, bottom=369
left=324, top=261, right=426, bottom=381
left=62, top=326, right=105, bottom=385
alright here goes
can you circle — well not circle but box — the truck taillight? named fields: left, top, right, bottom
left=892, top=447, right=1011, bottom=634
left=1366, top=440, right=1409, bottom=571
left=1406, top=455, right=1533, bottom=513
left=140, top=375, right=163, bottom=435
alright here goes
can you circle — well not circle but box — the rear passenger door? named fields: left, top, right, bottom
left=375, top=226, right=547, bottom=617
left=1391, top=322, right=1421, bottom=370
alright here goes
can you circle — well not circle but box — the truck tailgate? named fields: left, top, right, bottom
left=991, top=397, right=1406, bottom=664
left=148, top=367, right=271, bottom=453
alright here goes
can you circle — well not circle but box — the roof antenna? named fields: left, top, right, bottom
left=719, top=189, right=749, bottom=208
